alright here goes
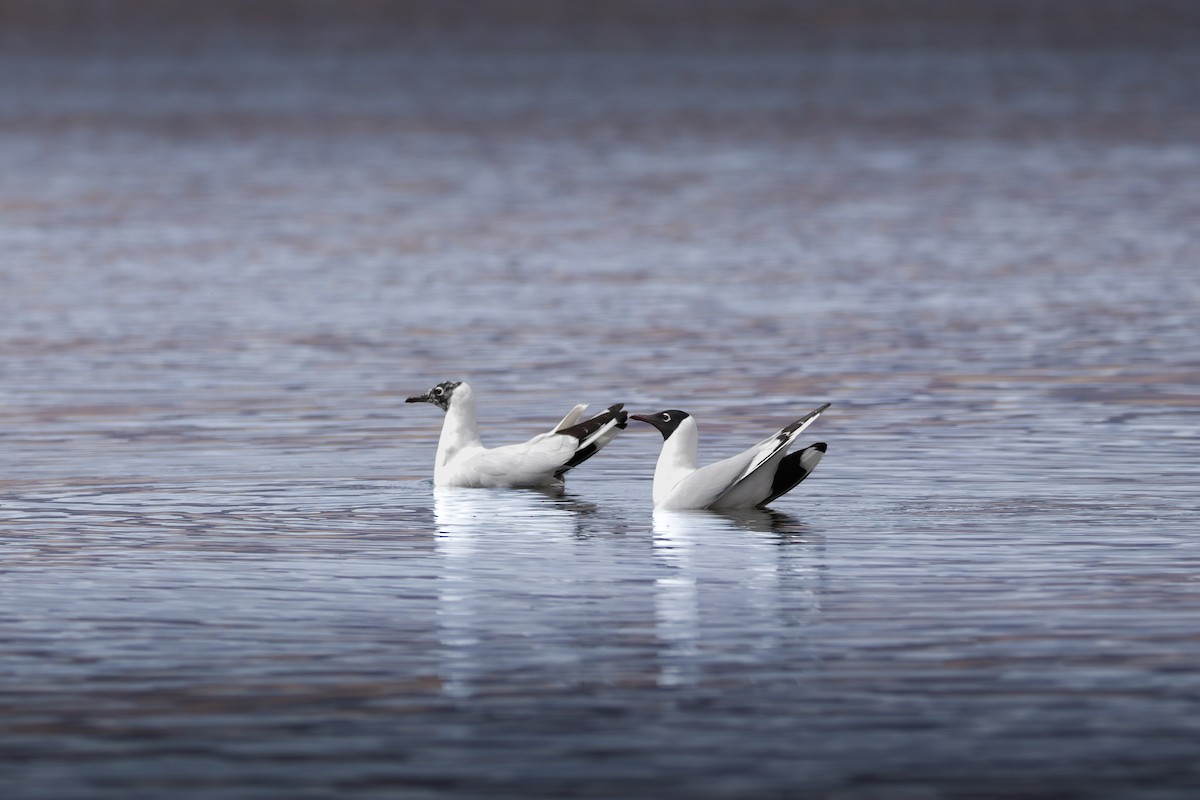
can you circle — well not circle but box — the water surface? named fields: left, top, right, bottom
left=2, top=15, right=1199, bottom=798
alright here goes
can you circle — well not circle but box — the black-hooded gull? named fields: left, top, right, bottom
left=631, top=403, right=829, bottom=510
left=406, top=381, right=628, bottom=488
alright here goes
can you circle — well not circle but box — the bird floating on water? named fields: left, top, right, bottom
left=406, top=381, right=628, bottom=488
left=631, top=403, right=829, bottom=510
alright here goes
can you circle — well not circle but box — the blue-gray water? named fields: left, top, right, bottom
left=2, top=13, right=1200, bottom=798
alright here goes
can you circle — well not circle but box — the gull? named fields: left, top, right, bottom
left=406, top=381, right=628, bottom=488
left=631, top=403, right=830, bottom=510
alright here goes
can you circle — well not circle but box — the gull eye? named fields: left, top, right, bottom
left=433, top=386, right=444, bottom=396
left=662, top=413, right=672, bottom=423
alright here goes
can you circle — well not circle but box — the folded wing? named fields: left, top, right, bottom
left=469, top=435, right=582, bottom=487
left=660, top=448, right=762, bottom=510
left=463, top=403, right=628, bottom=487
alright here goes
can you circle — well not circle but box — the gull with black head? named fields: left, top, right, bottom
left=632, top=403, right=830, bottom=510
left=406, top=381, right=628, bottom=488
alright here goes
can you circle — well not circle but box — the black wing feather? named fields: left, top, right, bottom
left=758, top=443, right=827, bottom=507
left=553, top=404, right=628, bottom=479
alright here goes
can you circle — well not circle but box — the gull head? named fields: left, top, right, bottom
left=406, top=380, right=464, bottom=412
left=630, top=410, right=690, bottom=440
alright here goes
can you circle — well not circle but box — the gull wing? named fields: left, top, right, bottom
left=553, top=404, right=628, bottom=479
left=551, top=404, right=589, bottom=433
left=464, top=404, right=628, bottom=487
left=711, top=403, right=830, bottom=509
left=659, top=447, right=762, bottom=510
left=519, top=404, right=589, bottom=448
left=467, top=435, right=581, bottom=487
left=756, top=443, right=826, bottom=507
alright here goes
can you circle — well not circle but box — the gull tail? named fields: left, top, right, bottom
left=553, top=403, right=629, bottom=479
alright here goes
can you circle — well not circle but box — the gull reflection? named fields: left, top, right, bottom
left=651, top=509, right=826, bottom=687
left=432, top=487, right=597, bottom=698
left=651, top=511, right=702, bottom=687
left=714, top=507, right=807, bottom=535
left=434, top=486, right=598, bottom=537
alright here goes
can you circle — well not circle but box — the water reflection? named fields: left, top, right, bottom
left=433, top=486, right=599, bottom=537
left=651, top=511, right=701, bottom=686
left=651, top=510, right=827, bottom=687
left=712, top=507, right=810, bottom=535
left=429, top=492, right=830, bottom=696
left=432, top=487, right=600, bottom=697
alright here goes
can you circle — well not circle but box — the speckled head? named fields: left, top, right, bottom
left=405, top=380, right=463, bottom=412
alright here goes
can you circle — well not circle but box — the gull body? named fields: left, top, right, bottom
left=632, top=404, right=829, bottom=511
left=406, top=381, right=628, bottom=488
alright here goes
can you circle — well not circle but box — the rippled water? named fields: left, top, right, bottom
left=2, top=17, right=1200, bottom=798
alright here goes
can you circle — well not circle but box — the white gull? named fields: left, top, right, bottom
left=406, top=381, right=628, bottom=488
left=631, top=403, right=829, bottom=510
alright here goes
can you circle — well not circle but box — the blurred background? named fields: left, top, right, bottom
left=2, top=3, right=1199, bottom=798
left=1, top=0, right=1196, bottom=482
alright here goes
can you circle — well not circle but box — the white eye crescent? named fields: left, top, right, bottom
left=662, top=413, right=672, bottom=423
left=433, top=386, right=444, bottom=396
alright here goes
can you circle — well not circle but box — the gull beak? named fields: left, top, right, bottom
left=405, top=392, right=432, bottom=404
left=630, top=414, right=653, bottom=424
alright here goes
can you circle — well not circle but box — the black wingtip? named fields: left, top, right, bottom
left=778, top=403, right=832, bottom=438
left=557, top=403, right=627, bottom=440
left=606, top=403, right=628, bottom=427
left=759, top=442, right=827, bottom=507
left=552, top=403, right=628, bottom=479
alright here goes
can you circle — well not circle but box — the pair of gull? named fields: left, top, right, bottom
left=406, top=381, right=829, bottom=511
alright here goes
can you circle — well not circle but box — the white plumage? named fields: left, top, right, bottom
left=632, top=404, right=829, bottom=510
left=406, top=381, right=628, bottom=488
